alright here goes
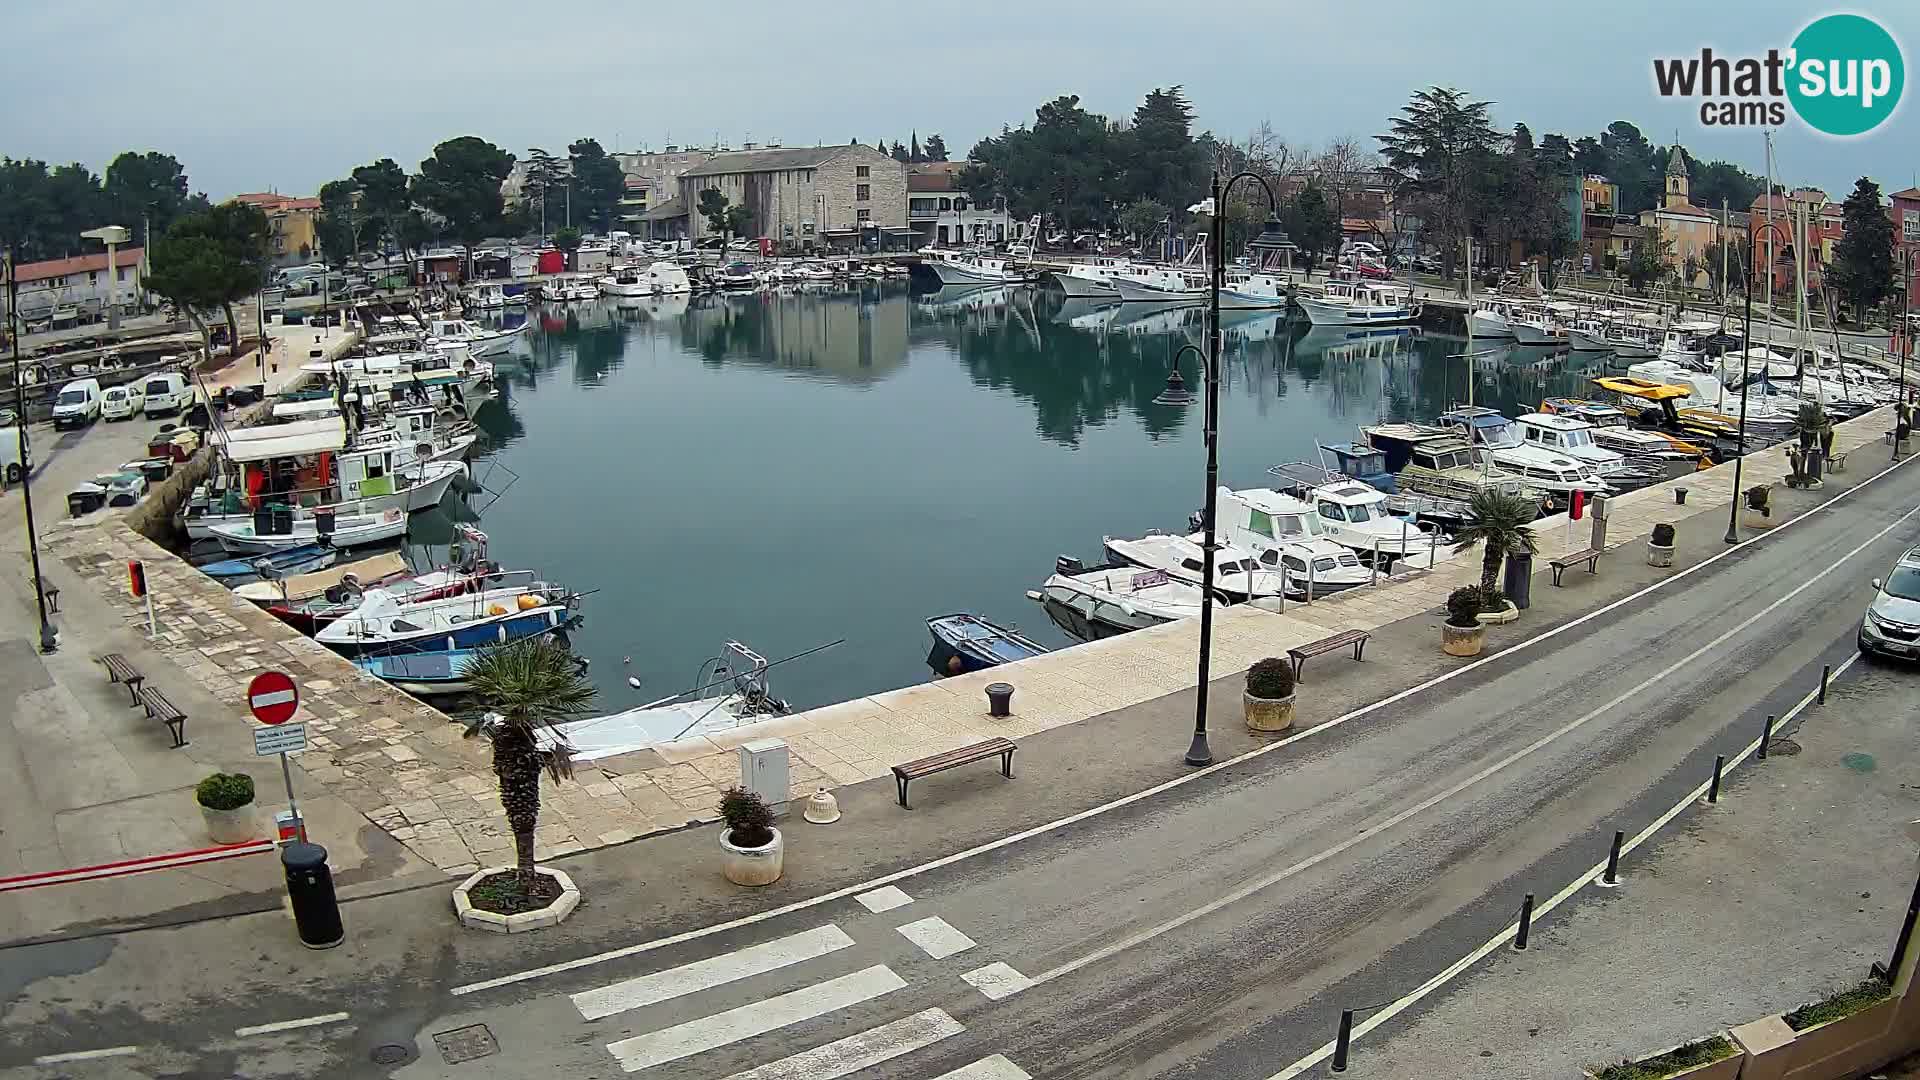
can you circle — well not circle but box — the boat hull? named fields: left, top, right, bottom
left=1298, top=296, right=1415, bottom=326
left=320, top=604, right=570, bottom=658
left=1112, top=277, right=1204, bottom=303
left=1468, top=312, right=1514, bottom=338
left=929, top=261, right=1020, bottom=286
left=1049, top=271, right=1119, bottom=298
left=211, top=514, right=408, bottom=554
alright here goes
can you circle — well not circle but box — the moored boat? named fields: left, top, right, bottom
left=925, top=613, right=1048, bottom=676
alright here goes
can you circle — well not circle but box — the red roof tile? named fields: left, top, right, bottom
left=10, top=248, right=146, bottom=284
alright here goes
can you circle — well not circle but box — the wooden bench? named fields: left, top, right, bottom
left=1549, top=548, right=1602, bottom=586
left=137, top=685, right=189, bottom=748
left=27, top=574, right=58, bottom=614
left=1828, top=449, right=1849, bottom=472
left=99, top=652, right=145, bottom=704
left=1288, top=629, right=1371, bottom=681
left=893, top=737, right=1016, bottom=809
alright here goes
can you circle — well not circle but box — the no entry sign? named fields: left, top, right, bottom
left=247, top=671, right=299, bottom=725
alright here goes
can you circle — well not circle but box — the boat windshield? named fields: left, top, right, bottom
left=1345, top=503, right=1374, bottom=522
left=1885, top=567, right=1920, bottom=602
left=1222, top=558, right=1259, bottom=575
left=1478, top=420, right=1522, bottom=448
left=1562, top=428, right=1595, bottom=448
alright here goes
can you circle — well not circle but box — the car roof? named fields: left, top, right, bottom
left=1902, top=546, right=1920, bottom=565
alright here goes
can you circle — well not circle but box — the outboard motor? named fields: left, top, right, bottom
left=1054, top=555, right=1084, bottom=575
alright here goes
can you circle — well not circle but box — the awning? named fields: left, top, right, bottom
left=213, top=416, right=347, bottom=462
left=271, top=398, right=341, bottom=419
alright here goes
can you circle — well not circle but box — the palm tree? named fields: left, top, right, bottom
left=461, top=638, right=597, bottom=883
left=1450, top=489, right=1540, bottom=592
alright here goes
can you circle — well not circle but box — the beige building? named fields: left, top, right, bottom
left=677, top=144, right=910, bottom=252
left=1637, top=147, right=1719, bottom=286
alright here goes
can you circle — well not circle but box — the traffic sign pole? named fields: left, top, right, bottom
left=280, top=751, right=306, bottom=844
left=247, top=672, right=306, bottom=844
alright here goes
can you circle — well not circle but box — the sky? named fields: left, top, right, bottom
left=3, top=1, right=1915, bottom=201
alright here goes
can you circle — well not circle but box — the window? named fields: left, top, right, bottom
left=1317, top=501, right=1347, bottom=522
left=1180, top=558, right=1204, bottom=572
left=1246, top=509, right=1275, bottom=538
left=856, top=165, right=870, bottom=178
left=939, top=198, right=952, bottom=212
left=955, top=198, right=968, bottom=212
left=856, top=184, right=870, bottom=201
left=857, top=209, right=871, bottom=222
left=1905, top=210, right=1920, bottom=243
left=88, top=271, right=98, bottom=284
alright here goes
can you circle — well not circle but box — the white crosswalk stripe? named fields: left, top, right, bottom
left=605, top=964, right=907, bottom=1073
left=928, top=1055, right=1033, bottom=1079
left=718, top=1008, right=963, bottom=1080
left=895, top=916, right=977, bottom=960
left=855, top=885, right=915, bottom=913
left=573, top=925, right=855, bottom=1021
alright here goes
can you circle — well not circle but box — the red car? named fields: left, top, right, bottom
left=1355, top=259, right=1392, bottom=280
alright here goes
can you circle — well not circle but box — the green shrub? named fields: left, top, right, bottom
left=1784, top=977, right=1890, bottom=1030
left=195, top=772, right=255, bottom=811
left=1652, top=523, right=1676, bottom=546
left=1591, top=1035, right=1736, bottom=1080
left=1445, top=586, right=1485, bottom=628
left=1746, top=484, right=1770, bottom=510
left=1477, top=585, right=1509, bottom=609
left=1245, top=658, right=1295, bottom=700
left=719, top=787, right=775, bottom=848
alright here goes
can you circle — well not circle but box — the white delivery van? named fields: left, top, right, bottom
left=140, top=371, right=192, bottom=416
left=101, top=383, right=144, bottom=421
left=0, top=420, right=29, bottom=483
left=50, top=378, right=102, bottom=429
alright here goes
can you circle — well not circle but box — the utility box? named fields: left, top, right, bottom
left=738, top=738, right=791, bottom=816
left=1588, top=493, right=1610, bottom=550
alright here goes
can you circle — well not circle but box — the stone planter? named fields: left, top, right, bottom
left=1647, top=541, right=1674, bottom=568
left=1476, top=601, right=1519, bottom=625
left=201, top=803, right=257, bottom=845
left=453, top=866, right=581, bottom=933
left=1741, top=506, right=1774, bottom=531
left=1243, top=690, right=1296, bottom=733
left=1441, top=622, right=1486, bottom=657
left=1580, top=1040, right=1741, bottom=1080
left=721, top=827, right=784, bottom=886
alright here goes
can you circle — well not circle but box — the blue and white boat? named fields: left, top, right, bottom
left=354, top=647, right=487, bottom=695
left=925, top=613, right=1048, bottom=676
left=198, top=542, right=338, bottom=585
left=315, top=575, right=580, bottom=658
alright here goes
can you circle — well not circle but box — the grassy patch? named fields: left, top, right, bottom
left=1592, top=1036, right=1736, bottom=1080
left=1784, top=977, right=1891, bottom=1031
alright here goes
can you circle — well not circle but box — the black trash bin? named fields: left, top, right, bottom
left=281, top=842, right=344, bottom=949
left=314, top=507, right=336, bottom=536
left=1503, top=550, right=1534, bottom=610
left=270, top=504, right=294, bottom=534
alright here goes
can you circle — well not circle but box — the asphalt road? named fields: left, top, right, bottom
left=4, top=457, right=1917, bottom=1079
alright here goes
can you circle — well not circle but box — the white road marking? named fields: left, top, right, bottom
left=233, top=1011, right=351, bottom=1037
left=719, top=1007, right=962, bottom=1080
left=573, top=924, right=855, bottom=1021
left=450, top=447, right=1911, bottom=999
left=1263, top=651, right=1861, bottom=1079
left=32, top=1046, right=139, bottom=1064
left=961, top=962, right=1034, bottom=1001
left=605, top=964, right=906, bottom=1073
left=929, top=1055, right=1034, bottom=1079
left=1030, top=504, right=1915, bottom=988
left=855, top=885, right=914, bottom=913
left=896, top=916, right=977, bottom=959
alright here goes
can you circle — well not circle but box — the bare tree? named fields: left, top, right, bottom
left=1308, top=135, right=1380, bottom=238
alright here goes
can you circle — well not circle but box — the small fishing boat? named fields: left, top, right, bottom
left=198, top=542, right=338, bottom=585
left=1102, top=533, right=1292, bottom=602
left=354, top=647, right=488, bottom=695
left=1029, top=557, right=1209, bottom=641
left=925, top=614, right=1048, bottom=676
left=315, top=577, right=580, bottom=657
left=209, top=509, right=408, bottom=554
left=233, top=551, right=412, bottom=606
left=548, top=642, right=793, bottom=759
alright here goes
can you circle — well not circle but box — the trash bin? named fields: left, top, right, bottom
left=137, top=458, right=172, bottom=485
left=1503, top=550, right=1534, bottom=610
left=314, top=507, right=336, bottom=535
left=281, top=842, right=344, bottom=949
left=270, top=504, right=294, bottom=534
left=986, top=682, right=1015, bottom=718
left=67, top=485, right=106, bottom=517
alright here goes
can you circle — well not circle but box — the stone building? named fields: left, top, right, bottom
left=1637, top=147, right=1718, bottom=285
left=907, top=162, right=1010, bottom=247
left=677, top=144, right=910, bottom=252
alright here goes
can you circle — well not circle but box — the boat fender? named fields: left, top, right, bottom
left=488, top=604, right=508, bottom=616
left=516, top=594, right=544, bottom=611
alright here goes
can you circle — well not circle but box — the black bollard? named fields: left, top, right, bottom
left=1759, top=713, right=1775, bottom=760
left=1331, top=1009, right=1355, bottom=1072
left=1602, top=830, right=1625, bottom=886
left=1819, top=664, right=1831, bottom=705
left=1515, top=893, right=1536, bottom=951
left=282, top=842, right=344, bottom=949
left=1708, top=755, right=1725, bottom=804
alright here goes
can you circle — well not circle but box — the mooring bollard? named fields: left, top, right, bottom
left=1759, top=713, right=1775, bottom=760
left=1370, top=540, right=1381, bottom=586
left=1818, top=663, right=1831, bottom=705
left=1514, top=893, right=1536, bottom=950
left=1307, top=559, right=1316, bottom=604
left=1675, top=487, right=1688, bottom=505
left=1708, top=754, right=1725, bottom=804
left=1602, top=829, right=1625, bottom=886
left=986, top=682, right=1014, bottom=718
left=1331, top=1009, right=1355, bottom=1072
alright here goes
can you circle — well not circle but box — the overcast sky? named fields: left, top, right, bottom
left=3, top=2, right=1913, bottom=201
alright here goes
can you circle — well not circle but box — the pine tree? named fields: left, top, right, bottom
left=910, top=132, right=923, bottom=163
left=1831, top=177, right=1896, bottom=323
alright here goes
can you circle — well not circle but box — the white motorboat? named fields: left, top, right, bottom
left=1265, top=462, right=1446, bottom=569
left=1031, top=557, right=1208, bottom=639
left=1468, top=300, right=1517, bottom=339
left=644, top=261, right=693, bottom=294
left=1539, top=398, right=1712, bottom=468
left=926, top=250, right=1026, bottom=286
left=1111, top=266, right=1209, bottom=303
left=1207, top=487, right=1374, bottom=596
left=1362, top=425, right=1545, bottom=509
left=546, top=642, right=791, bottom=759
left=1296, top=279, right=1417, bottom=326
left=315, top=575, right=578, bottom=658
left=1512, top=412, right=1667, bottom=490
left=597, top=268, right=653, bottom=297
left=1101, top=533, right=1290, bottom=602
left=714, top=262, right=760, bottom=289
left=563, top=279, right=599, bottom=302
left=464, top=282, right=528, bottom=310
left=1437, top=406, right=1610, bottom=509
left=428, top=317, right=525, bottom=358
left=1509, top=304, right=1570, bottom=347
left=789, top=261, right=836, bottom=283
left=210, top=508, right=408, bottom=554
left=1048, top=258, right=1132, bottom=298
left=1219, top=273, right=1290, bottom=310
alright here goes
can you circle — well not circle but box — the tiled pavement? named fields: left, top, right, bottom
left=47, top=407, right=1896, bottom=876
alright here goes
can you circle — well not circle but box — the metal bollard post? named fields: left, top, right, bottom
left=1707, top=754, right=1724, bottom=804
left=1818, top=664, right=1831, bottom=705
left=1331, top=1009, right=1355, bottom=1072
left=1370, top=541, right=1381, bottom=586
left=1602, top=829, right=1625, bottom=886
left=1514, top=892, right=1536, bottom=950
left=1759, top=713, right=1775, bottom=760
left=1307, top=558, right=1316, bottom=604
left=1428, top=525, right=1438, bottom=569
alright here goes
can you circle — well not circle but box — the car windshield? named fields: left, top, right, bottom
left=57, top=390, right=85, bottom=404
left=1885, top=566, right=1920, bottom=601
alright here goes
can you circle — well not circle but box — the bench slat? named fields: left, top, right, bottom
left=892, top=737, right=1016, bottom=808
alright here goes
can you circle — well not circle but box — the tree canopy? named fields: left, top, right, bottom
left=145, top=202, right=271, bottom=340
left=410, top=136, right=514, bottom=247
left=1831, top=177, right=1897, bottom=321
left=568, top=138, right=625, bottom=233
left=1377, top=86, right=1500, bottom=279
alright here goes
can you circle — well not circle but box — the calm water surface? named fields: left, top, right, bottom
left=439, top=284, right=1604, bottom=712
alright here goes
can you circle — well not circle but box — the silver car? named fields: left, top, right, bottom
left=1859, top=552, right=1920, bottom=658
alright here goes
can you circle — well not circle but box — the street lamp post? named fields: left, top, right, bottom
left=1724, top=261, right=1757, bottom=544
left=5, top=251, right=58, bottom=652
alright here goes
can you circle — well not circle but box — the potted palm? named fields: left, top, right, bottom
left=452, top=638, right=596, bottom=932
left=1741, top=484, right=1773, bottom=530
left=1648, top=522, right=1676, bottom=567
left=1442, top=586, right=1488, bottom=656
left=1475, top=585, right=1518, bottom=625
left=719, top=788, right=784, bottom=886
left=196, top=772, right=257, bottom=844
left=1451, top=489, right=1538, bottom=621
left=1243, top=657, right=1296, bottom=733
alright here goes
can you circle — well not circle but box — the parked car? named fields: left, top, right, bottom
left=50, top=378, right=103, bottom=429
left=0, top=413, right=27, bottom=483
left=100, top=383, right=144, bottom=421
left=1861, top=546, right=1920, bottom=659
left=140, top=372, right=192, bottom=416
left=1355, top=260, right=1392, bottom=280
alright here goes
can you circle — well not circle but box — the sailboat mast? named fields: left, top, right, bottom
left=1762, top=132, right=1777, bottom=359
left=1465, top=235, right=1475, bottom=413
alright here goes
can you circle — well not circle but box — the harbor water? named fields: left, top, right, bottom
left=433, top=283, right=1604, bottom=712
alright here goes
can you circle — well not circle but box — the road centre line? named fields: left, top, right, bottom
left=450, top=448, right=1914, bottom=999
left=1265, top=651, right=1860, bottom=1079
left=32, top=1046, right=140, bottom=1064
left=233, top=1012, right=351, bottom=1037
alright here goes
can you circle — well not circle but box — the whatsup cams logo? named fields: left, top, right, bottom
left=1652, top=13, right=1904, bottom=136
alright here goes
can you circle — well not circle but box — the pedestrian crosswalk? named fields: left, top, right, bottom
left=556, top=888, right=1032, bottom=1078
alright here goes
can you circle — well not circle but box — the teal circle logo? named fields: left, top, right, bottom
left=1788, top=13, right=1904, bottom=136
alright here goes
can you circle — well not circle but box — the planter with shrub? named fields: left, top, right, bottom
left=1584, top=1034, right=1739, bottom=1080
left=1475, top=585, right=1519, bottom=625
left=1782, top=976, right=1891, bottom=1032
left=1741, top=484, right=1774, bottom=531
left=719, top=787, right=784, bottom=886
left=1442, top=587, right=1488, bottom=656
left=1647, top=522, right=1676, bottom=567
left=1243, top=657, right=1297, bottom=733
left=196, top=772, right=257, bottom=844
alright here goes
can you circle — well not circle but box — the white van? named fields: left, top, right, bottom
left=101, top=383, right=144, bottom=421
left=51, top=378, right=102, bottom=429
left=0, top=419, right=29, bottom=483
left=140, top=371, right=192, bottom=417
